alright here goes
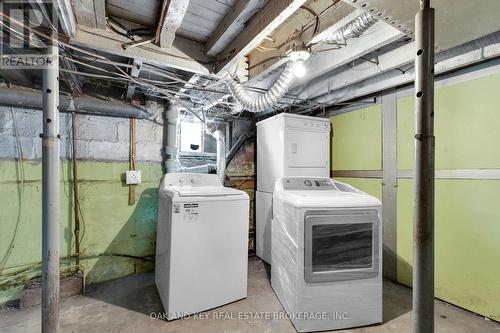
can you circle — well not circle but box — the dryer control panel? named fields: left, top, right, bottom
left=282, top=177, right=336, bottom=191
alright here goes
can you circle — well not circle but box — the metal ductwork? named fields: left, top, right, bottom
left=311, top=12, right=377, bottom=45
left=226, top=61, right=298, bottom=113
left=162, top=104, right=225, bottom=180
left=178, top=130, right=226, bottom=182
left=226, top=13, right=377, bottom=113
left=0, top=86, right=149, bottom=119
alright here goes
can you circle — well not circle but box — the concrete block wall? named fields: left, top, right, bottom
left=0, top=106, right=164, bottom=162
left=0, top=105, right=165, bottom=305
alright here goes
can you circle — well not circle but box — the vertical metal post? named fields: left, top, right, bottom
left=42, top=39, right=60, bottom=333
left=413, top=0, right=435, bottom=332
left=71, top=112, right=80, bottom=269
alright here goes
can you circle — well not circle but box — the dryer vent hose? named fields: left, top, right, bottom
left=226, top=61, right=298, bottom=113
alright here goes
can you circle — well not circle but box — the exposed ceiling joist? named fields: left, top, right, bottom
left=314, top=33, right=500, bottom=105
left=93, top=0, right=106, bottom=29
left=205, top=0, right=265, bottom=57
left=293, top=22, right=403, bottom=88
left=155, top=0, right=190, bottom=49
left=248, top=6, right=362, bottom=80
left=215, top=0, right=308, bottom=74
left=72, top=28, right=211, bottom=75
left=49, top=0, right=77, bottom=37
left=249, top=21, right=403, bottom=93
left=206, top=0, right=247, bottom=56
left=344, top=0, right=500, bottom=52
left=297, top=42, right=415, bottom=100
left=72, top=0, right=106, bottom=29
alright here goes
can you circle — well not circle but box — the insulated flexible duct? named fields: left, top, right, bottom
left=226, top=13, right=377, bottom=113
left=226, top=61, right=298, bottom=113
left=316, top=12, right=377, bottom=44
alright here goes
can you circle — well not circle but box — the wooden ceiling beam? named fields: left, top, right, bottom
left=155, top=0, right=190, bottom=49
left=72, top=27, right=211, bottom=75
left=215, top=0, right=308, bottom=74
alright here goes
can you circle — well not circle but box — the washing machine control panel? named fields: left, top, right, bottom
left=282, top=178, right=336, bottom=191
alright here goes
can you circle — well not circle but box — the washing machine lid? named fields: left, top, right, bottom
left=279, top=190, right=381, bottom=208
left=169, top=185, right=244, bottom=197
left=274, top=177, right=381, bottom=208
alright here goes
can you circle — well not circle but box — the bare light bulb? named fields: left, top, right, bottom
left=293, top=60, right=306, bottom=78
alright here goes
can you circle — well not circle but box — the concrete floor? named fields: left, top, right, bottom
left=1, top=258, right=499, bottom=333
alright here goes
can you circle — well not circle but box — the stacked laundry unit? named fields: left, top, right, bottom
left=256, top=113, right=331, bottom=263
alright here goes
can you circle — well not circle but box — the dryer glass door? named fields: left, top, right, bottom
left=304, top=209, right=380, bottom=283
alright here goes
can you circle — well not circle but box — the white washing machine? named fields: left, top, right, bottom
left=271, top=177, right=382, bottom=332
left=156, top=173, right=249, bottom=320
left=256, top=113, right=331, bottom=263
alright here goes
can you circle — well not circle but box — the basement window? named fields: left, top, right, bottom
left=179, top=119, right=203, bottom=153
left=178, top=117, right=229, bottom=156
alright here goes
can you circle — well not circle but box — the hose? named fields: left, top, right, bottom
left=226, top=61, right=298, bottom=113
left=317, top=12, right=377, bottom=44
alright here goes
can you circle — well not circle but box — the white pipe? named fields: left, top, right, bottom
left=213, top=130, right=226, bottom=184
left=164, top=103, right=180, bottom=173
left=179, top=164, right=217, bottom=173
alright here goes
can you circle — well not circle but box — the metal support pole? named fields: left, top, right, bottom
left=71, top=112, right=80, bottom=269
left=413, top=0, right=435, bottom=332
left=42, top=39, right=60, bottom=333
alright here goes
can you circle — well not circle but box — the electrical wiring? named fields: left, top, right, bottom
left=299, top=5, right=320, bottom=37
left=0, top=108, right=25, bottom=275
left=0, top=11, right=321, bottom=118
left=58, top=56, right=207, bottom=120
left=248, top=0, right=344, bottom=72
left=0, top=252, right=154, bottom=287
left=255, top=45, right=278, bottom=52
left=0, top=12, right=233, bottom=111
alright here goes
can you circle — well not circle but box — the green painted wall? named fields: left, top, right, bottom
left=334, top=177, right=382, bottom=201
left=330, top=104, right=382, bottom=171
left=397, top=71, right=500, bottom=170
left=397, top=179, right=500, bottom=320
left=0, top=160, right=162, bottom=303
left=396, top=71, right=500, bottom=321
left=330, top=71, right=500, bottom=321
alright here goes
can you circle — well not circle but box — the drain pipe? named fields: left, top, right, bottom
left=176, top=129, right=223, bottom=176
left=163, top=103, right=180, bottom=173
left=0, top=86, right=149, bottom=119
left=179, top=164, right=217, bottom=174
left=413, top=1, right=435, bottom=332
left=213, top=130, right=226, bottom=184
left=41, top=39, right=60, bottom=333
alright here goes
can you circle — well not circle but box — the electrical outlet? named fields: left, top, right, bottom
left=126, top=170, right=141, bottom=185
